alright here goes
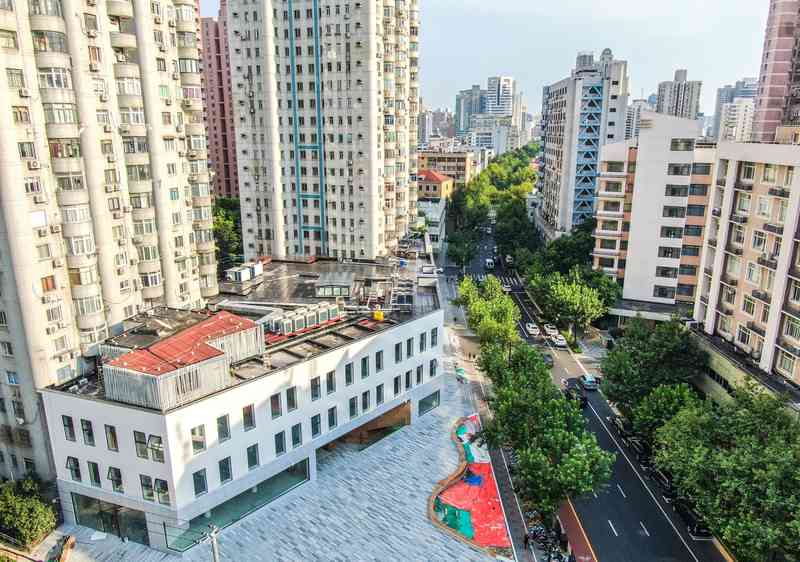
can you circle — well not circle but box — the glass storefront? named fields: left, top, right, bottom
left=419, top=390, right=441, bottom=416
left=72, top=493, right=149, bottom=546
left=167, top=458, right=310, bottom=551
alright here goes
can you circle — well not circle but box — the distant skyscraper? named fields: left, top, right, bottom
left=537, top=49, right=629, bottom=239
left=201, top=0, right=238, bottom=198
left=454, top=85, right=486, bottom=135
left=656, top=69, right=702, bottom=120
left=719, top=98, right=756, bottom=142
left=486, top=76, right=516, bottom=117
left=229, top=0, right=420, bottom=260
left=625, top=99, right=654, bottom=140
left=419, top=109, right=434, bottom=145
left=752, top=0, right=800, bottom=141
left=711, top=78, right=758, bottom=139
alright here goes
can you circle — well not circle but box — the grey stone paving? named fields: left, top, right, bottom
left=34, top=363, right=494, bottom=562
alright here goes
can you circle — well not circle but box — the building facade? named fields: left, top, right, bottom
left=418, top=151, right=474, bottom=186
left=41, top=261, right=444, bottom=552
left=454, top=84, right=486, bottom=136
left=695, top=140, right=800, bottom=386
left=752, top=0, right=800, bottom=142
left=593, top=113, right=711, bottom=320
left=0, top=0, right=218, bottom=480
left=201, top=0, right=238, bottom=198
left=486, top=75, right=515, bottom=117
left=719, top=98, right=755, bottom=143
left=230, top=0, right=420, bottom=261
left=417, top=169, right=453, bottom=200
left=624, top=99, right=654, bottom=140
left=656, top=69, right=702, bottom=120
left=537, top=49, right=629, bottom=239
left=712, top=78, right=757, bottom=139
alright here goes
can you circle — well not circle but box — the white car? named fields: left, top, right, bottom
left=552, top=334, right=568, bottom=348
left=526, top=323, right=540, bottom=337
left=543, top=324, right=558, bottom=337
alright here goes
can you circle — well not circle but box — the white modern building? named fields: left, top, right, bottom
left=656, top=69, right=703, bottom=120
left=593, top=112, right=713, bottom=321
left=41, top=259, right=444, bottom=552
left=486, top=76, right=516, bottom=118
left=0, top=0, right=218, bottom=480
left=537, top=48, right=630, bottom=240
left=711, top=78, right=758, bottom=139
left=624, top=99, right=654, bottom=140
left=230, top=0, right=420, bottom=261
left=719, top=98, right=755, bottom=143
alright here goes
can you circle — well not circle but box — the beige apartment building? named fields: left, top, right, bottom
left=592, top=113, right=712, bottom=321
left=696, top=137, right=800, bottom=388
left=418, top=151, right=474, bottom=187
left=0, top=0, right=218, bottom=479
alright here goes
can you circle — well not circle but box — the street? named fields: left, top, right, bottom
left=443, top=228, right=728, bottom=562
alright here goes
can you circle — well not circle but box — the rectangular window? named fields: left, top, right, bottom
left=394, top=375, right=401, bottom=396
left=81, top=419, right=95, bottom=446
left=345, top=362, right=354, bottom=385
left=419, top=391, right=441, bottom=416
left=243, top=404, right=255, bottom=430
left=326, top=370, right=336, bottom=394
left=375, top=350, right=383, bottom=372
left=311, top=377, right=321, bottom=401
left=667, top=163, right=691, bottom=175
left=88, top=461, right=101, bottom=487
left=416, top=365, right=424, bottom=385
left=155, top=479, right=170, bottom=505
left=430, top=359, right=438, bottom=377
left=394, top=342, right=402, bottom=363
left=327, top=406, right=337, bottom=429
left=688, top=184, right=708, bottom=196
left=105, top=424, right=118, bottom=451
left=192, top=469, right=207, bottom=496
left=360, top=356, right=369, bottom=379
left=133, top=431, right=148, bottom=458
left=431, top=327, right=438, bottom=347
left=62, top=415, right=75, bottom=441
left=349, top=396, right=358, bottom=419
left=190, top=425, right=206, bottom=454
left=405, top=370, right=412, bottom=390
left=108, top=467, right=123, bottom=493
left=217, top=415, right=230, bottom=442
left=219, top=457, right=232, bottom=483
left=148, top=435, right=164, bottom=463
left=742, top=296, right=756, bottom=316
left=311, top=414, right=321, bottom=438
left=66, top=457, right=81, bottom=481
left=286, top=387, right=297, bottom=411
left=406, top=338, right=414, bottom=358
left=140, top=475, right=155, bottom=502
left=361, top=390, right=370, bottom=412
left=270, top=393, right=282, bottom=418
left=670, top=138, right=695, bottom=151
left=247, top=444, right=259, bottom=469
left=665, top=185, right=688, bottom=197
left=274, top=431, right=286, bottom=455
left=785, top=317, right=800, bottom=340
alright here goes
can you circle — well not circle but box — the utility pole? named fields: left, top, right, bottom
left=202, top=524, right=220, bottom=562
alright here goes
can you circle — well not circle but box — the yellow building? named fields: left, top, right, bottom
left=417, top=170, right=455, bottom=200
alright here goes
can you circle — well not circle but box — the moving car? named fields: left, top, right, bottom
left=578, top=373, right=599, bottom=390
left=541, top=353, right=554, bottom=368
left=551, top=334, right=568, bottom=348
left=563, top=385, right=588, bottom=409
left=484, top=258, right=494, bottom=270
left=673, top=501, right=712, bottom=539
left=525, top=323, right=540, bottom=337
left=608, top=415, right=635, bottom=439
left=543, top=324, right=558, bottom=337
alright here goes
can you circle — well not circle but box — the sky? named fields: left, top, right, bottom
left=199, top=0, right=769, bottom=116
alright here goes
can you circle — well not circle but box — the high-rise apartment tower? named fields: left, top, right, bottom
left=656, top=69, right=702, bottom=120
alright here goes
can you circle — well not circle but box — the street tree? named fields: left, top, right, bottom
left=631, top=383, right=700, bottom=442
left=530, top=269, right=606, bottom=339
left=446, top=231, right=478, bottom=274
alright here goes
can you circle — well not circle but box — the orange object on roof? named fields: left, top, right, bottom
left=418, top=169, right=453, bottom=183
left=438, top=463, right=511, bottom=548
left=108, top=311, right=256, bottom=376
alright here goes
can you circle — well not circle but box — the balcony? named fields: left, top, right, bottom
left=747, top=321, right=766, bottom=338
left=704, top=266, right=714, bottom=276
left=597, top=189, right=625, bottom=199
left=757, top=254, right=779, bottom=269
left=752, top=289, right=772, bottom=304
left=725, top=244, right=743, bottom=256
left=769, top=187, right=790, bottom=198
left=764, top=222, right=784, bottom=236
left=733, top=180, right=753, bottom=191
left=721, top=274, right=738, bottom=287
left=730, top=214, right=748, bottom=225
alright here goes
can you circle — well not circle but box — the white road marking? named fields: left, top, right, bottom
left=617, top=484, right=627, bottom=498
left=608, top=520, right=619, bottom=537
left=640, top=521, right=651, bottom=537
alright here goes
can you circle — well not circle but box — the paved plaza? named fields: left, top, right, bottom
left=35, top=343, right=494, bottom=562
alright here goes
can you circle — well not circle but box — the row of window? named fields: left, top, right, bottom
left=62, top=416, right=164, bottom=462
left=65, top=456, right=170, bottom=505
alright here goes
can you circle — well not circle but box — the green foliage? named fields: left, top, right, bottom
left=655, top=389, right=800, bottom=562
left=481, top=343, right=614, bottom=521
left=600, top=318, right=708, bottom=417
left=529, top=267, right=606, bottom=338
left=446, top=231, right=478, bottom=271
left=457, top=275, right=520, bottom=346
left=527, top=221, right=595, bottom=277
left=631, top=383, right=700, bottom=442
left=213, top=199, right=243, bottom=274
left=0, top=478, right=56, bottom=547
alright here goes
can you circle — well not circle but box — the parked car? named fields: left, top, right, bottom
left=626, top=437, right=655, bottom=471
left=563, top=385, right=588, bottom=409
left=578, top=373, right=599, bottom=390
left=526, top=323, right=540, bottom=337
left=673, top=501, right=712, bottom=539
left=543, top=324, right=558, bottom=337
left=541, top=353, right=554, bottom=368
left=608, top=415, right=635, bottom=439
left=651, top=469, right=679, bottom=503
left=552, top=334, right=568, bottom=348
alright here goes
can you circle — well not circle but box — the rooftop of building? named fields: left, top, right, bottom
left=417, top=169, right=453, bottom=183
left=417, top=198, right=447, bottom=219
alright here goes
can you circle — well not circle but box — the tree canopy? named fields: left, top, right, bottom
left=631, top=383, right=701, bottom=443
left=529, top=267, right=607, bottom=339
left=213, top=198, right=243, bottom=274
left=456, top=275, right=520, bottom=346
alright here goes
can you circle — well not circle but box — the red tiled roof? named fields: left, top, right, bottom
left=418, top=169, right=452, bottom=183
left=108, top=311, right=257, bottom=376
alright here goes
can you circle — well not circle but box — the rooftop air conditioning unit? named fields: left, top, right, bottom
left=50, top=224, right=61, bottom=233
left=27, top=160, right=41, bottom=170
left=18, top=88, right=30, bottom=98
left=33, top=194, right=46, bottom=204
left=103, top=123, right=113, bottom=133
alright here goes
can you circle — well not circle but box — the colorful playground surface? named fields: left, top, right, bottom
left=431, top=414, right=512, bottom=557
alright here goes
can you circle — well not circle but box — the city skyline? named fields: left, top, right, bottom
left=198, top=0, right=767, bottom=115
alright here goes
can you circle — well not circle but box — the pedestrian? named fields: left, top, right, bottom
left=524, top=532, right=530, bottom=551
